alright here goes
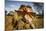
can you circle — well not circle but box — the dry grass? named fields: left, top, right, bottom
left=5, top=15, right=44, bottom=31
left=5, top=16, right=13, bottom=31
left=32, top=16, right=44, bottom=28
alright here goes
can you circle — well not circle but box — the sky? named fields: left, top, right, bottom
left=5, top=0, right=44, bottom=15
